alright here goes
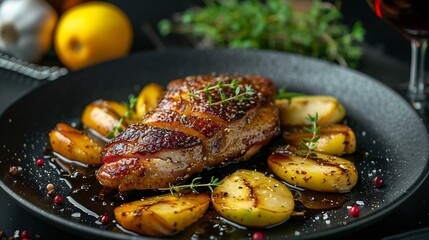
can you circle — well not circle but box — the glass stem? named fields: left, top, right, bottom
left=408, top=40, right=428, bottom=106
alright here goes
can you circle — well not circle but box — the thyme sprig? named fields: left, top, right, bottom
left=159, top=176, right=222, bottom=194
left=106, top=95, right=137, bottom=138
left=297, top=113, right=321, bottom=159
left=211, top=84, right=255, bottom=105
left=187, top=79, right=255, bottom=105
left=276, top=87, right=305, bottom=104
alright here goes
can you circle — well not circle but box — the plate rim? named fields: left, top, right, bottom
left=1, top=48, right=429, bottom=239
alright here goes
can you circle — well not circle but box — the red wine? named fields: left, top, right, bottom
left=367, top=0, right=429, bottom=41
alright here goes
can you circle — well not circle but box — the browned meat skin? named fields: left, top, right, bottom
left=102, top=124, right=202, bottom=163
left=97, top=74, right=280, bottom=191
left=143, top=109, right=223, bottom=139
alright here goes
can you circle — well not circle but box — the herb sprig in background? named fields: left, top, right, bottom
left=158, top=0, right=365, bottom=68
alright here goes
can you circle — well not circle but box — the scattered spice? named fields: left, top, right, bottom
left=100, top=214, right=110, bottom=224
left=372, top=176, right=384, bottom=188
left=21, top=230, right=29, bottom=239
left=54, top=195, right=63, bottom=205
left=349, top=205, right=360, bottom=217
left=47, top=183, right=55, bottom=195
left=8, top=166, right=19, bottom=176
left=0, top=230, right=42, bottom=240
left=35, top=158, right=44, bottom=166
left=46, top=183, right=54, bottom=191
left=252, top=231, right=264, bottom=240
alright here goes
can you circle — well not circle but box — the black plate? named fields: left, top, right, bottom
left=1, top=49, right=428, bottom=239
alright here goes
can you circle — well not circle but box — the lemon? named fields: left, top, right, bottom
left=54, top=1, right=133, bottom=70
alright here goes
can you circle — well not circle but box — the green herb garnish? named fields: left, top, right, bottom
left=276, top=87, right=305, bottom=104
left=158, top=0, right=365, bottom=68
left=297, top=113, right=320, bottom=159
left=185, top=79, right=254, bottom=105
left=159, top=176, right=222, bottom=194
left=107, top=95, right=137, bottom=138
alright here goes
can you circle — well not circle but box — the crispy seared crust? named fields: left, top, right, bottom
left=97, top=74, right=279, bottom=191
left=102, top=124, right=202, bottom=163
left=143, top=109, right=223, bottom=139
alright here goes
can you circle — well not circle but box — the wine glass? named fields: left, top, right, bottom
left=367, top=0, right=429, bottom=111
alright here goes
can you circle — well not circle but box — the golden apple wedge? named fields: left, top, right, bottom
left=276, top=95, right=346, bottom=126
left=135, top=83, right=164, bottom=119
left=282, top=124, right=356, bottom=155
left=268, top=148, right=358, bottom=192
left=114, top=191, right=210, bottom=237
left=81, top=100, right=137, bottom=138
left=49, top=123, right=103, bottom=165
left=211, top=169, right=294, bottom=228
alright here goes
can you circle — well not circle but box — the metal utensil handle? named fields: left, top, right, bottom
left=0, top=52, right=68, bottom=81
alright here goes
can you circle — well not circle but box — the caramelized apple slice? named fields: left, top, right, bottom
left=135, top=83, right=164, bottom=119
left=81, top=100, right=137, bottom=138
left=283, top=124, right=356, bottom=155
left=49, top=123, right=103, bottom=165
left=268, top=148, right=358, bottom=192
left=114, top=191, right=210, bottom=237
left=276, top=96, right=345, bottom=126
left=211, top=169, right=294, bottom=228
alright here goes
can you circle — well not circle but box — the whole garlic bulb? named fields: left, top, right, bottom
left=0, top=0, right=58, bottom=62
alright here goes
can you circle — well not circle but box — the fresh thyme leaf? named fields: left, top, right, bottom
left=300, top=142, right=309, bottom=150
left=303, top=126, right=312, bottom=133
left=230, top=79, right=238, bottom=89
left=312, top=135, right=321, bottom=143
left=219, top=90, right=226, bottom=102
left=235, top=86, right=241, bottom=96
left=125, top=95, right=137, bottom=119
left=245, top=85, right=254, bottom=95
left=297, top=150, right=307, bottom=156
left=106, top=132, right=114, bottom=138
left=159, top=0, right=365, bottom=68
left=205, top=83, right=212, bottom=92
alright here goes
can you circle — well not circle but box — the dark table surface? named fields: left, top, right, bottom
left=1, top=1, right=429, bottom=239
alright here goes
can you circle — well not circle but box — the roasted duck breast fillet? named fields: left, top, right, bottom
left=97, top=74, right=280, bottom=191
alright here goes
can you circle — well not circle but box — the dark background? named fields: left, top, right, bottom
left=1, top=1, right=428, bottom=239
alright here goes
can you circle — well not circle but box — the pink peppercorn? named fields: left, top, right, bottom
left=373, top=176, right=384, bottom=188
left=252, top=232, right=264, bottom=240
left=36, top=158, right=44, bottom=166
left=349, top=205, right=360, bottom=217
left=21, top=230, right=29, bottom=238
left=100, top=214, right=110, bottom=224
left=54, top=195, right=63, bottom=204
